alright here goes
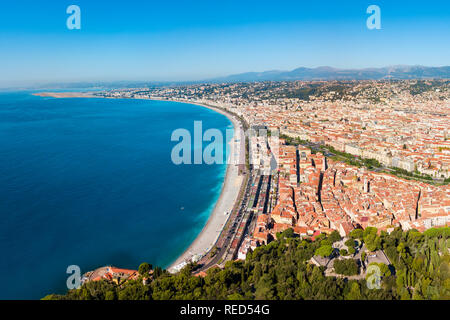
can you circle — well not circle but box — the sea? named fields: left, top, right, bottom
left=0, top=91, right=232, bottom=299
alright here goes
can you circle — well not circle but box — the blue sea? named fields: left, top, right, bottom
left=0, top=92, right=232, bottom=299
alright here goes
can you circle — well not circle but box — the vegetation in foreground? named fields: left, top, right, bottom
left=43, top=227, right=449, bottom=300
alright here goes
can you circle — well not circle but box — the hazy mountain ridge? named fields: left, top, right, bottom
left=212, top=66, right=450, bottom=82
left=6, top=66, right=450, bottom=91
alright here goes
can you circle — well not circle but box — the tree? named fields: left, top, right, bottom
left=105, top=290, right=116, bottom=300
left=345, top=239, right=357, bottom=255
left=118, top=281, right=150, bottom=300
left=361, top=251, right=367, bottom=262
left=329, top=230, right=342, bottom=243
left=227, top=293, right=245, bottom=300
left=350, top=228, right=364, bottom=240
left=138, top=262, right=151, bottom=276
left=254, top=274, right=275, bottom=300
left=364, top=228, right=381, bottom=252
left=346, top=282, right=362, bottom=300
left=345, top=239, right=356, bottom=248
left=279, top=228, right=295, bottom=239
left=315, top=245, right=333, bottom=257
left=333, top=259, right=359, bottom=276
left=153, top=266, right=163, bottom=278
left=363, top=227, right=378, bottom=239
left=366, top=237, right=381, bottom=252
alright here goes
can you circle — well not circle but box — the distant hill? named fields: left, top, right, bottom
left=210, top=65, right=450, bottom=82
left=9, top=66, right=449, bottom=91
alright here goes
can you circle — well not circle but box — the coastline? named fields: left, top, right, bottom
left=32, top=92, right=246, bottom=274
left=164, top=99, right=245, bottom=273
left=33, top=92, right=97, bottom=98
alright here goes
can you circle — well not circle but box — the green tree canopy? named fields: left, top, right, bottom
left=138, top=262, right=152, bottom=276
left=315, top=245, right=333, bottom=257
left=333, top=259, right=359, bottom=276
left=349, top=228, right=364, bottom=240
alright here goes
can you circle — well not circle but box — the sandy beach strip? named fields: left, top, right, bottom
left=167, top=100, right=245, bottom=273
left=32, top=92, right=97, bottom=98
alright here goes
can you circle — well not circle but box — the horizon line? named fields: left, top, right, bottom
left=1, top=64, right=450, bottom=90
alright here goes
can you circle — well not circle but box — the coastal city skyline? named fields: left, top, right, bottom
left=1, top=0, right=450, bottom=87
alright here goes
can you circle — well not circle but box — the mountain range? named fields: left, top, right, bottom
left=211, top=65, right=450, bottom=82
left=7, top=66, right=449, bottom=91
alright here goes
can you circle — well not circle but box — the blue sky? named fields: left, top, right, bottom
left=0, top=0, right=449, bottom=86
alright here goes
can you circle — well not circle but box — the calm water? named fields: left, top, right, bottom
left=0, top=92, right=231, bottom=299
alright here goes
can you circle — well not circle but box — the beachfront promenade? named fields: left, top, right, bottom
left=167, top=103, right=246, bottom=273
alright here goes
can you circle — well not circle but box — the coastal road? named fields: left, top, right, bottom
left=197, top=170, right=253, bottom=272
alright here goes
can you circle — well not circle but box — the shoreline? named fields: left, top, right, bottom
left=164, top=99, right=245, bottom=273
left=33, top=92, right=246, bottom=274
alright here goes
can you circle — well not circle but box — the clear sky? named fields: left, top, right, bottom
left=0, top=0, right=449, bottom=86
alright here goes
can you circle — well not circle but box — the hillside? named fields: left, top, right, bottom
left=43, top=227, right=449, bottom=300
left=211, top=66, right=450, bottom=82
